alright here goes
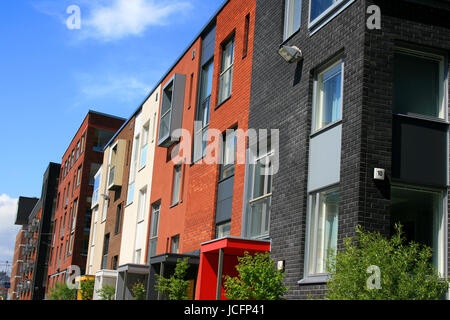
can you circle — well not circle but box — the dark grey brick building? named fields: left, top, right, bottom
left=247, top=0, right=450, bottom=299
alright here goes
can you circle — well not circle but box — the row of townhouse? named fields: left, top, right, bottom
left=10, top=0, right=450, bottom=300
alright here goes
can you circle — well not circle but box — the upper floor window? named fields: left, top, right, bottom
left=219, top=130, right=237, bottom=181
left=140, top=123, right=149, bottom=169
left=218, top=36, right=235, bottom=105
left=393, top=48, right=446, bottom=120
left=148, top=202, right=160, bottom=259
left=284, top=0, right=302, bottom=40
left=172, top=165, right=182, bottom=206
left=313, top=58, right=343, bottom=132
left=194, top=60, right=214, bottom=162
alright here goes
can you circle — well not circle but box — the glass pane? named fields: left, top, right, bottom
left=150, top=208, right=159, bottom=237
left=285, top=0, right=301, bottom=39
left=308, top=189, right=339, bottom=275
left=249, top=196, right=271, bottom=238
left=393, top=52, right=442, bottom=118
left=159, top=112, right=171, bottom=140
left=161, top=82, right=173, bottom=115
left=216, top=221, right=231, bottom=239
left=140, top=145, right=148, bottom=168
left=391, top=186, right=443, bottom=274
left=149, top=239, right=157, bottom=258
left=311, top=0, right=336, bottom=22
left=172, top=166, right=181, bottom=204
left=316, top=62, right=342, bottom=130
left=219, top=68, right=233, bottom=104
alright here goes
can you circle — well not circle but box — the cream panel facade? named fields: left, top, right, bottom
left=119, top=85, right=161, bottom=266
left=85, top=147, right=110, bottom=275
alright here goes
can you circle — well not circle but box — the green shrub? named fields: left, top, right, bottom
left=48, top=282, right=77, bottom=300
left=326, top=224, right=449, bottom=300
left=131, top=281, right=147, bottom=300
left=79, top=279, right=95, bottom=300
left=223, top=252, right=289, bottom=300
left=97, top=285, right=116, bottom=300
left=155, top=257, right=190, bottom=300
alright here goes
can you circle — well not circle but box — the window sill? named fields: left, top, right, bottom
left=125, top=201, right=133, bottom=208
left=169, top=200, right=182, bottom=209
left=310, top=119, right=342, bottom=139
left=215, top=95, right=232, bottom=111
left=393, top=112, right=449, bottom=125
left=298, top=274, right=329, bottom=285
left=280, top=28, right=301, bottom=48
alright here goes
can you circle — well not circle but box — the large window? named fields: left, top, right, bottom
left=148, top=203, right=160, bottom=259
left=127, top=135, right=140, bottom=204
left=137, top=187, right=147, bottom=222
left=159, top=81, right=174, bottom=143
left=218, top=36, right=235, bottom=105
left=247, top=153, right=273, bottom=239
left=313, top=59, right=343, bottom=132
left=310, top=0, right=348, bottom=25
left=171, top=235, right=180, bottom=254
left=284, top=0, right=302, bottom=40
left=194, top=60, right=214, bottom=162
left=172, top=165, right=182, bottom=205
left=101, top=234, right=110, bottom=270
left=393, top=49, right=446, bottom=120
left=219, top=130, right=237, bottom=181
left=140, top=123, right=149, bottom=169
left=306, top=187, right=339, bottom=276
left=391, top=185, right=444, bottom=275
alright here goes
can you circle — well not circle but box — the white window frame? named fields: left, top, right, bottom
left=127, top=135, right=140, bottom=205
left=302, top=186, right=339, bottom=283
left=393, top=47, right=447, bottom=121
left=312, top=58, right=344, bottom=133
left=283, top=0, right=302, bottom=41
left=218, top=36, right=235, bottom=105
left=391, top=184, right=447, bottom=277
left=140, top=122, right=149, bottom=169
left=137, top=187, right=147, bottom=222
left=171, top=165, right=182, bottom=206
left=246, top=151, right=274, bottom=239
left=308, top=0, right=355, bottom=33
left=148, top=203, right=160, bottom=259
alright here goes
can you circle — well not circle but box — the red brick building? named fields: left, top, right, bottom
left=9, top=196, right=39, bottom=300
left=46, top=111, right=125, bottom=293
left=145, top=0, right=256, bottom=299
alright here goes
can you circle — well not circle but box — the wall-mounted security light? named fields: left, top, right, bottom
left=277, top=45, right=303, bottom=63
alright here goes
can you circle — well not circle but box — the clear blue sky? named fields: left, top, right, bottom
left=0, top=0, right=224, bottom=267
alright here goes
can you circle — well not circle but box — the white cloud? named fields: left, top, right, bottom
left=75, top=72, right=151, bottom=103
left=81, top=0, right=193, bottom=41
left=0, top=194, right=19, bottom=264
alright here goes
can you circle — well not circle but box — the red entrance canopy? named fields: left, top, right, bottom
left=195, top=237, right=271, bottom=300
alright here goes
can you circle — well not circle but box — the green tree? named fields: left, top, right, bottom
left=79, top=279, right=95, bottom=300
left=97, top=285, right=116, bottom=300
left=48, top=282, right=77, bottom=300
left=155, top=257, right=190, bottom=300
left=131, top=281, right=147, bottom=300
left=326, top=224, right=449, bottom=300
left=223, top=252, right=289, bottom=300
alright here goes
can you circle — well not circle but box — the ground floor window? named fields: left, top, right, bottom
left=391, top=185, right=445, bottom=275
left=306, top=187, right=339, bottom=276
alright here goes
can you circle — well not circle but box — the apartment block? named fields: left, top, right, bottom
left=46, top=111, right=125, bottom=294
left=247, top=0, right=450, bottom=299
left=9, top=197, right=38, bottom=300
left=114, top=86, right=161, bottom=300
